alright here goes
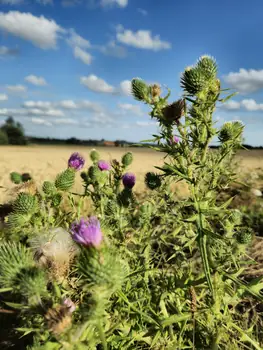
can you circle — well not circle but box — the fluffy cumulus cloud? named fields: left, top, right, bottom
left=223, top=98, right=263, bottom=111
left=118, top=103, right=143, bottom=116
left=25, top=75, right=47, bottom=86
left=100, top=40, right=127, bottom=58
left=100, top=0, right=128, bottom=8
left=0, top=11, right=64, bottom=49
left=0, top=94, right=8, bottom=101
left=119, top=80, right=131, bottom=96
left=73, top=46, right=93, bottom=65
left=224, top=68, right=263, bottom=94
left=116, top=25, right=171, bottom=51
left=30, top=117, right=52, bottom=127
left=80, top=75, right=115, bottom=94
left=0, top=107, right=64, bottom=117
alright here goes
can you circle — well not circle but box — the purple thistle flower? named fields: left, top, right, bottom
left=68, top=152, right=85, bottom=171
left=70, top=216, right=103, bottom=247
left=173, top=136, right=180, bottom=143
left=98, top=160, right=111, bottom=171
left=122, top=172, right=136, bottom=189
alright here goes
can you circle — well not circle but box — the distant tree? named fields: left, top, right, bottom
left=0, top=129, right=8, bottom=145
left=1, top=117, right=28, bottom=145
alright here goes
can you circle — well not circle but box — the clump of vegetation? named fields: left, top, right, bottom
left=0, top=117, right=28, bottom=145
left=1, top=55, right=263, bottom=350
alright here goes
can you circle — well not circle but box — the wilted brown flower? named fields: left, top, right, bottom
left=162, top=99, right=186, bottom=124
left=45, top=305, right=72, bottom=335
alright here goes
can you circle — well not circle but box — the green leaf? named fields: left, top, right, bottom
left=0, top=287, right=12, bottom=292
left=161, top=313, right=192, bottom=326
left=219, top=92, right=238, bottom=103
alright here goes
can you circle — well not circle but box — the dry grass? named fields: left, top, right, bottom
left=1, top=145, right=263, bottom=203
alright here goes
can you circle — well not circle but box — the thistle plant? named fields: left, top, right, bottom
left=1, top=56, right=263, bottom=350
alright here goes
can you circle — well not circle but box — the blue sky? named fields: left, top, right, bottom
left=0, top=0, right=263, bottom=145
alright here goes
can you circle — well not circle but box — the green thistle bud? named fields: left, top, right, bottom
left=97, top=171, right=108, bottom=187
left=80, top=171, right=89, bottom=182
left=180, top=67, right=207, bottom=95
left=117, top=188, right=134, bottom=208
left=218, top=122, right=234, bottom=142
left=88, top=165, right=101, bottom=183
left=51, top=193, right=62, bottom=207
left=145, top=172, right=162, bottom=190
left=13, top=192, right=38, bottom=214
left=121, top=152, right=133, bottom=167
left=131, top=78, right=150, bottom=102
left=90, top=149, right=100, bottom=162
left=236, top=228, right=253, bottom=245
left=7, top=212, right=31, bottom=228
left=42, top=181, right=56, bottom=196
left=196, top=55, right=217, bottom=80
left=55, top=168, right=75, bottom=191
left=10, top=172, right=22, bottom=184
left=229, top=209, right=242, bottom=225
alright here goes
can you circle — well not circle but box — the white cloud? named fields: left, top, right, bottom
left=100, top=0, right=128, bottom=8
left=119, top=80, right=131, bottom=96
left=22, top=99, right=104, bottom=113
left=116, top=26, right=171, bottom=51
left=80, top=74, right=115, bottom=93
left=0, top=107, right=64, bottom=117
left=137, top=8, right=148, bottom=16
left=25, top=74, right=47, bottom=86
left=0, top=45, right=19, bottom=56
left=0, top=11, right=64, bottom=49
left=36, top=0, right=53, bottom=4
left=221, top=100, right=241, bottom=110
left=52, top=118, right=79, bottom=125
left=0, top=94, right=8, bottom=101
left=74, top=46, right=93, bottom=65
left=222, top=98, right=263, bottom=111
left=67, top=28, right=91, bottom=49
left=30, top=117, right=52, bottom=126
left=118, top=103, right=143, bottom=116
left=6, top=84, right=27, bottom=93
left=224, top=68, right=263, bottom=94
left=0, top=0, right=24, bottom=4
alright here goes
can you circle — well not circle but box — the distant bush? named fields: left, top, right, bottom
left=0, top=117, right=28, bottom=145
left=0, top=129, right=8, bottom=145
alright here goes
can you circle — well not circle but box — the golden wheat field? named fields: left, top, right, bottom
left=1, top=145, right=263, bottom=203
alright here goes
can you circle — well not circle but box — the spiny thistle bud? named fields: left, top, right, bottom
left=131, top=78, right=150, bottom=102
left=90, top=149, right=100, bottom=162
left=80, top=171, right=89, bottom=182
left=13, top=192, right=38, bottom=214
left=10, top=172, right=22, bottom=184
left=162, top=99, right=185, bottom=125
left=21, top=173, right=32, bottom=182
left=181, top=67, right=207, bottom=95
left=88, top=165, right=102, bottom=183
left=218, top=122, right=234, bottom=142
left=229, top=209, right=242, bottom=226
left=51, top=193, right=62, bottom=207
left=121, top=152, right=133, bottom=167
left=196, top=55, right=217, bottom=80
left=145, top=172, right=162, bottom=190
left=236, top=228, right=253, bottom=245
left=7, top=212, right=31, bottom=227
left=42, top=181, right=56, bottom=196
left=150, top=84, right=161, bottom=98
left=117, top=188, right=135, bottom=208
left=55, top=168, right=75, bottom=191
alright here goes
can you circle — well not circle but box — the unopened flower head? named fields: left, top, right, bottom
left=70, top=216, right=103, bottom=247
left=98, top=160, right=111, bottom=171
left=62, top=298, right=76, bottom=313
left=122, top=172, right=136, bottom=189
left=68, top=152, right=85, bottom=171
